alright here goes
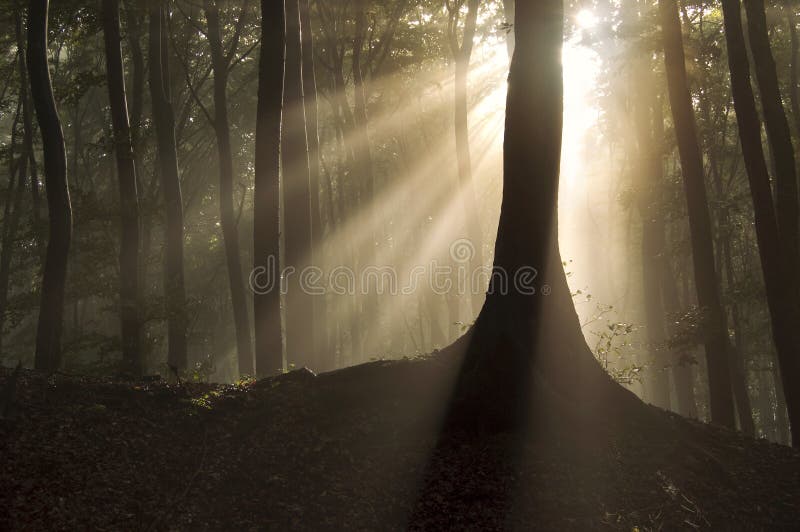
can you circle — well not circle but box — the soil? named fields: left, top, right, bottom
left=0, top=353, right=798, bottom=531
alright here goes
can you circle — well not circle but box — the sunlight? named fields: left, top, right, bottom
left=576, top=9, right=599, bottom=29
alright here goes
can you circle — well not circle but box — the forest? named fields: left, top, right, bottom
left=0, top=0, right=799, bottom=529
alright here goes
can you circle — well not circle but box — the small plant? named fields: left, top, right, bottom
left=191, top=354, right=216, bottom=383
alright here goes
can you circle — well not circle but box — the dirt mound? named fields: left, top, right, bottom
left=0, top=357, right=798, bottom=530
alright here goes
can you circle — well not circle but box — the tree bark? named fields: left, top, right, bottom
left=123, top=0, right=151, bottom=359
left=103, top=0, right=142, bottom=376
left=658, top=0, right=736, bottom=428
left=0, top=103, right=25, bottom=358
left=15, top=13, right=44, bottom=262
left=27, top=0, right=73, bottom=373
left=205, top=0, right=254, bottom=377
left=743, top=0, right=799, bottom=273
left=721, top=0, right=800, bottom=446
left=299, top=0, right=329, bottom=370
left=253, top=0, right=285, bottom=377
left=282, top=0, right=315, bottom=369
left=451, top=0, right=640, bottom=430
left=148, top=4, right=187, bottom=372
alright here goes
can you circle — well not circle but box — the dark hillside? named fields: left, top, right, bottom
left=1, top=358, right=798, bottom=531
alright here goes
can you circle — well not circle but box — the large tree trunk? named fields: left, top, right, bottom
left=148, top=5, right=187, bottom=372
left=103, top=0, right=142, bottom=376
left=205, top=0, right=254, bottom=377
left=721, top=0, right=800, bottom=446
left=299, top=0, right=328, bottom=370
left=658, top=0, right=736, bottom=428
left=451, top=0, right=639, bottom=429
left=448, top=0, right=485, bottom=305
left=282, top=0, right=315, bottom=369
left=253, top=0, right=285, bottom=377
left=743, top=0, right=799, bottom=273
left=27, top=0, right=73, bottom=372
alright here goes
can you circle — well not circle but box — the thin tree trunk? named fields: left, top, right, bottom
left=103, top=0, right=142, bottom=376
left=658, top=0, right=735, bottom=428
left=721, top=0, right=800, bottom=446
left=148, top=4, right=187, bottom=372
left=15, top=13, right=44, bottom=261
left=351, top=0, right=379, bottom=355
left=0, top=103, right=24, bottom=358
left=743, top=0, right=799, bottom=273
left=662, top=255, right=697, bottom=418
left=282, top=0, right=315, bottom=369
left=205, top=0, right=254, bottom=377
left=27, top=0, right=73, bottom=373
left=123, top=0, right=150, bottom=360
left=299, top=0, right=328, bottom=370
left=635, top=90, right=671, bottom=410
left=253, top=0, right=285, bottom=377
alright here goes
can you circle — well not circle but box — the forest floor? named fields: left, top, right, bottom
left=0, top=354, right=799, bottom=531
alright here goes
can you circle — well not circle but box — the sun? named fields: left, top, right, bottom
left=576, top=9, right=598, bottom=29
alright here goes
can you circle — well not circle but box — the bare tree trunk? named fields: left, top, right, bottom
left=0, top=104, right=25, bottom=358
left=205, top=0, right=254, bottom=377
left=15, top=13, right=44, bottom=262
left=634, top=90, right=671, bottom=410
left=721, top=0, right=800, bottom=446
left=103, top=0, right=142, bottom=376
left=299, top=0, right=328, bottom=370
left=743, top=0, right=799, bottom=273
left=123, top=0, right=150, bottom=361
left=659, top=0, right=735, bottom=428
left=662, top=256, right=697, bottom=418
left=451, top=0, right=641, bottom=430
left=148, top=4, right=187, bottom=372
left=27, top=0, right=73, bottom=373
left=282, top=0, right=315, bottom=369
left=253, top=0, right=285, bottom=377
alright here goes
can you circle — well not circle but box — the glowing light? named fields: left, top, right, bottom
left=576, top=9, right=598, bottom=29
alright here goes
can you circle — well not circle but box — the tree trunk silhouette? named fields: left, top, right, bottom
left=15, top=13, right=44, bottom=262
left=205, top=0, right=254, bottom=377
left=27, top=0, right=73, bottom=373
left=658, top=0, right=735, bottom=428
left=721, top=0, right=800, bottom=446
left=123, top=0, right=150, bottom=360
left=253, top=0, right=284, bottom=377
left=148, top=4, right=187, bottom=372
left=282, top=0, right=315, bottom=369
left=103, top=0, right=142, bottom=375
left=299, top=0, right=328, bottom=369
left=743, top=0, right=799, bottom=273
left=627, top=40, right=672, bottom=409
left=0, top=103, right=25, bottom=358
left=449, top=0, right=640, bottom=429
